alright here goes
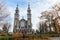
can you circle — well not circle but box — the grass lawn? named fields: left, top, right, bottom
left=0, top=33, right=59, bottom=40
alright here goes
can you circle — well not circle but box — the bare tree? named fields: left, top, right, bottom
left=0, top=1, right=10, bottom=20
left=0, top=1, right=11, bottom=32
left=2, top=23, right=11, bottom=33
left=39, top=10, right=58, bottom=33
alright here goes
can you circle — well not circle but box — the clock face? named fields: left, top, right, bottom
left=21, top=21, right=25, bottom=27
left=28, top=15, right=31, bottom=18
left=15, top=16, right=19, bottom=19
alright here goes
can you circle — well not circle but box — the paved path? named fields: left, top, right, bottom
left=50, top=37, right=60, bottom=40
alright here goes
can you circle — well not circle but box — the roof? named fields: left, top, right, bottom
left=20, top=19, right=26, bottom=21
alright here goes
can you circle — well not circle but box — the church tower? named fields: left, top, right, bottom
left=13, top=4, right=20, bottom=33
left=27, top=3, right=32, bottom=29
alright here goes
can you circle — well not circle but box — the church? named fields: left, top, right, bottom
left=13, top=4, right=32, bottom=34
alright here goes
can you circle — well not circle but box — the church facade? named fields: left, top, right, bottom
left=13, top=4, right=32, bottom=34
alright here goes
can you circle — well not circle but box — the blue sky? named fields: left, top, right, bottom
left=0, top=0, right=59, bottom=32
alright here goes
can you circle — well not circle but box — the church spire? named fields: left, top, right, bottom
left=16, top=4, right=18, bottom=10
left=15, top=4, right=19, bottom=14
left=27, top=2, right=32, bottom=29
left=27, top=3, right=31, bottom=13
left=13, top=4, right=20, bottom=33
left=28, top=3, right=30, bottom=10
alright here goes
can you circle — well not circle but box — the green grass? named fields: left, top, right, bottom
left=0, top=36, right=13, bottom=40
left=25, top=33, right=60, bottom=38
left=0, top=33, right=60, bottom=40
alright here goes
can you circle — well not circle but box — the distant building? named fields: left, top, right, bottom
left=13, top=4, right=32, bottom=34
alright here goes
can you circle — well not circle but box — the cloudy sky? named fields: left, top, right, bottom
left=0, top=0, right=60, bottom=32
